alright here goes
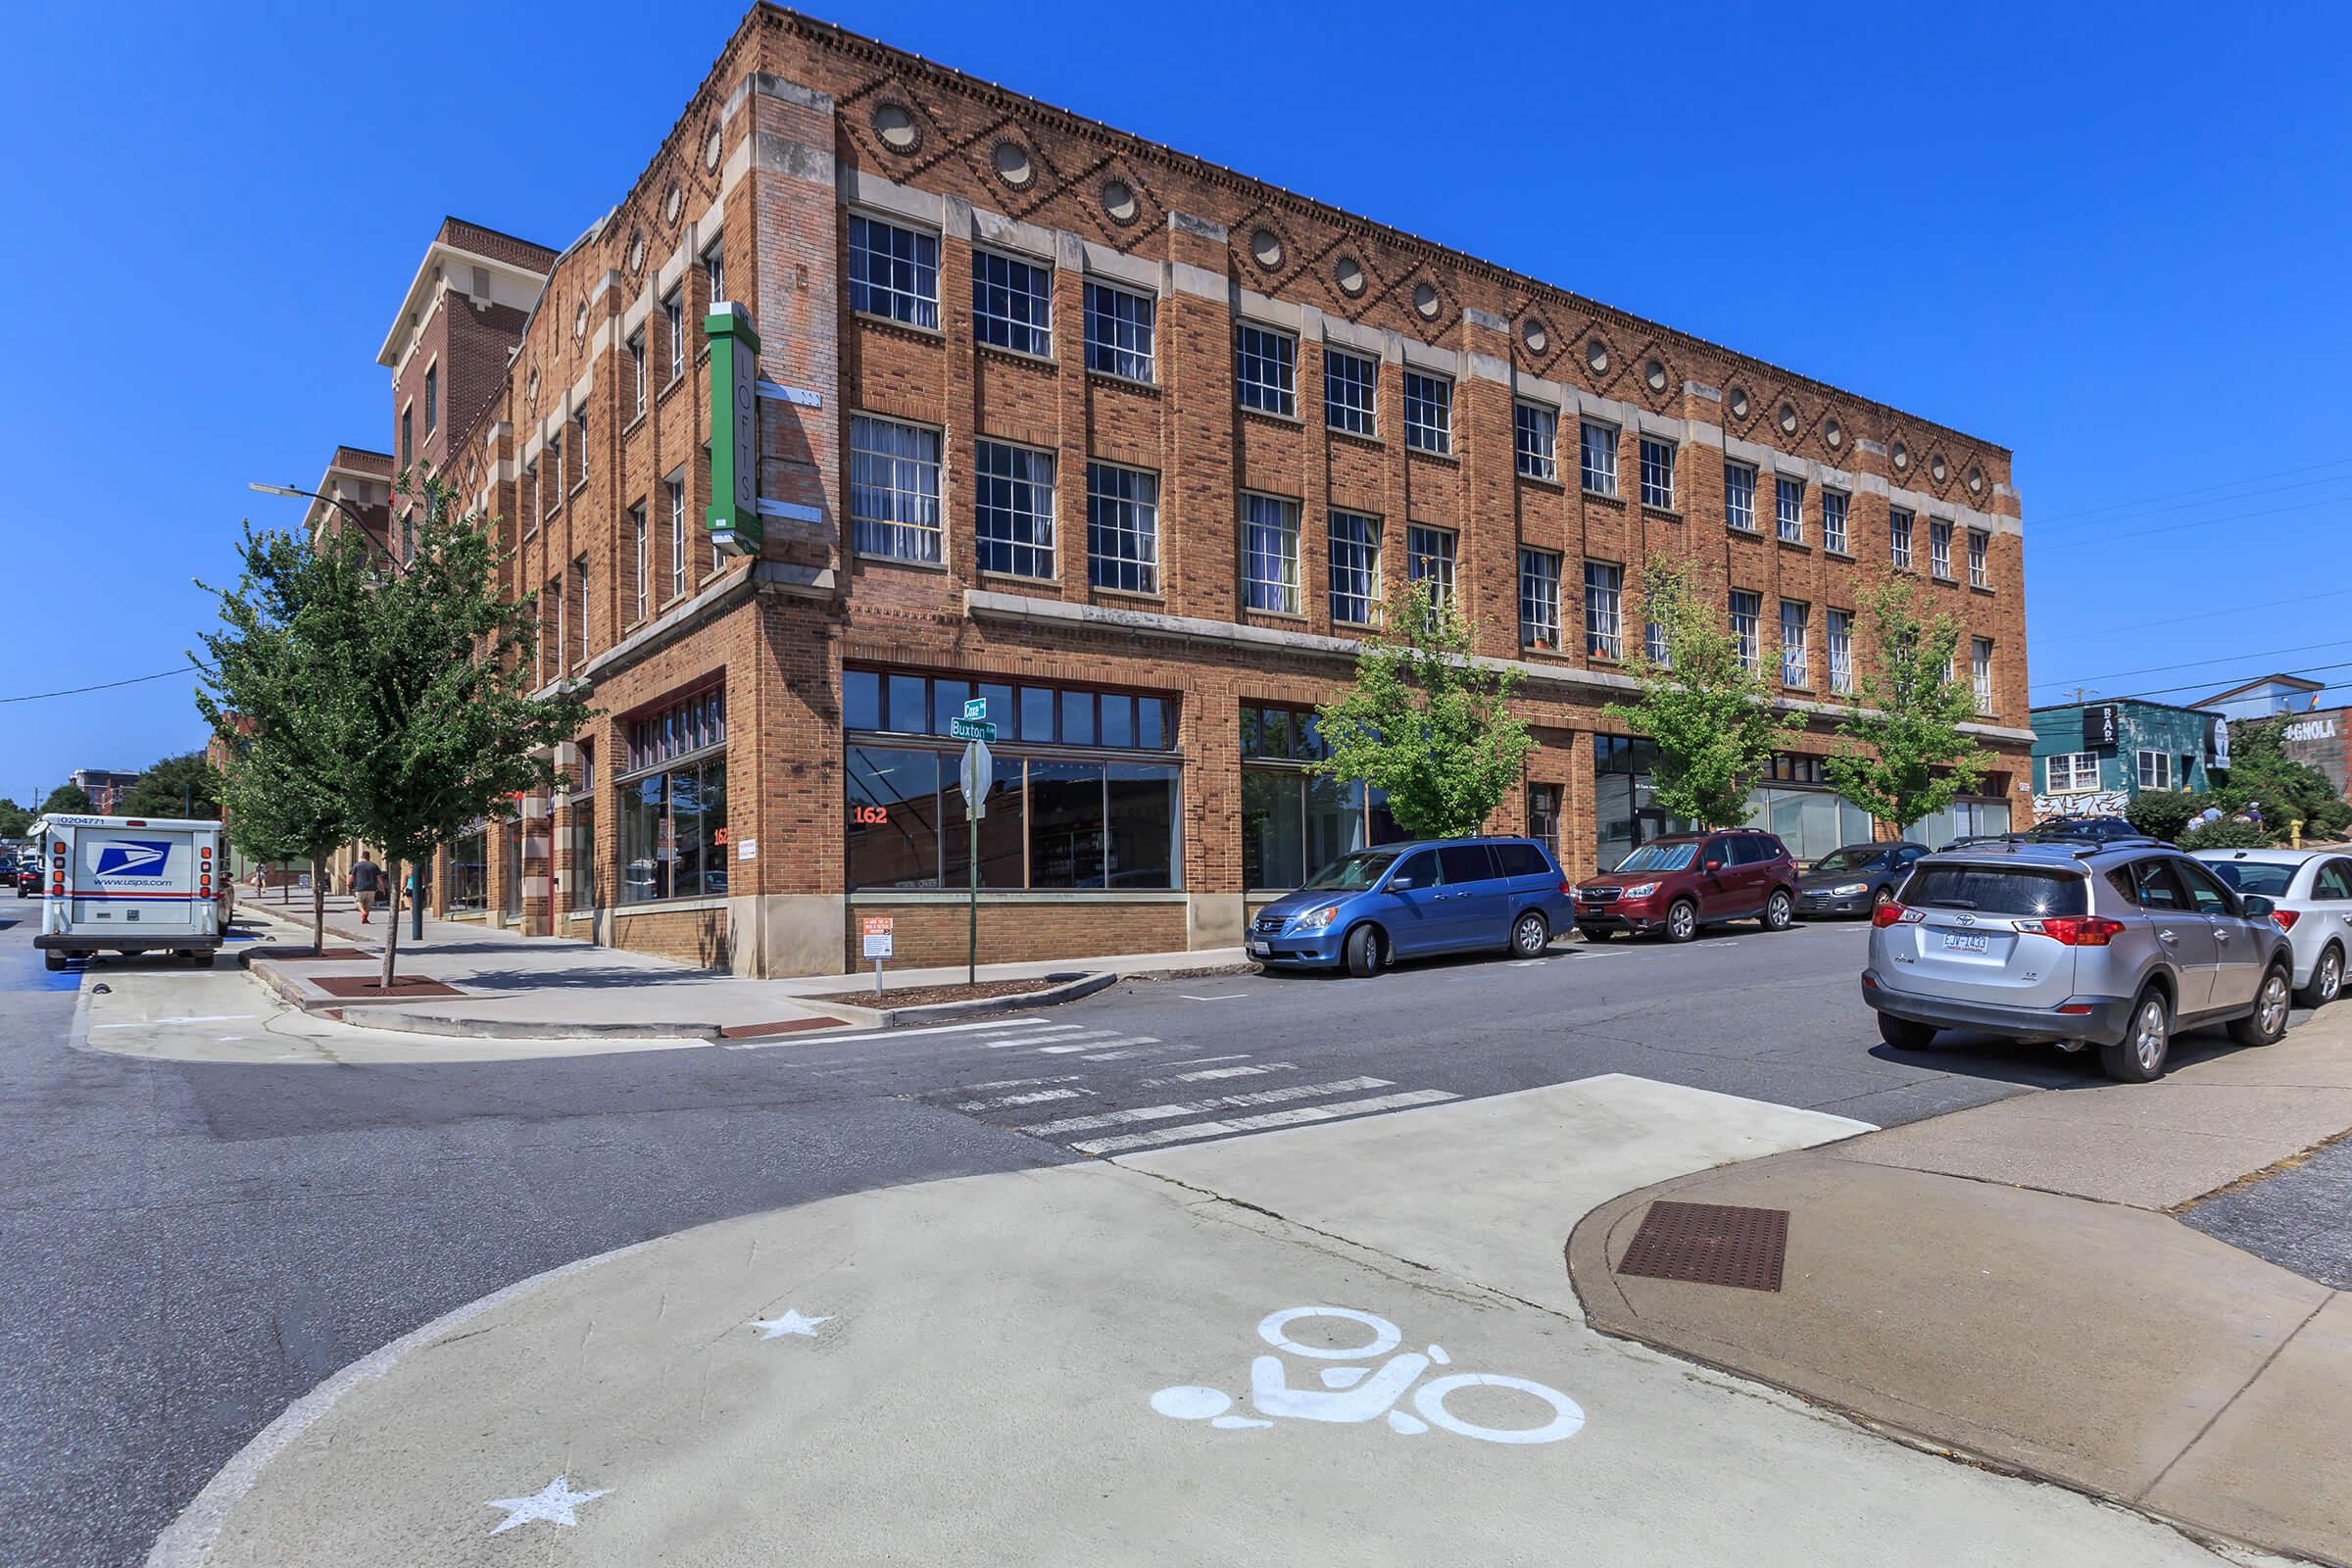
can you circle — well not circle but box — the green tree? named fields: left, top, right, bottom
left=194, top=523, right=375, bottom=956
left=1820, top=573, right=1992, bottom=834
left=40, top=784, right=91, bottom=815
left=1311, top=580, right=1536, bottom=839
left=2180, top=817, right=2272, bottom=852
left=1602, top=562, right=1796, bottom=828
left=2125, top=789, right=2200, bottom=844
left=337, top=473, right=594, bottom=987
left=118, top=751, right=224, bottom=821
left=2215, top=716, right=2352, bottom=841
left=0, top=799, right=29, bottom=838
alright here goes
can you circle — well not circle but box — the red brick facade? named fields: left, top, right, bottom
left=354, top=5, right=2033, bottom=974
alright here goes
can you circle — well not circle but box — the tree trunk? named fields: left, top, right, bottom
left=311, top=853, right=326, bottom=956
left=380, top=854, right=402, bottom=991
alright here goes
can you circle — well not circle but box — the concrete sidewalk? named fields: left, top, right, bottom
left=238, top=898, right=1245, bottom=1040
left=1569, top=1006, right=2352, bottom=1567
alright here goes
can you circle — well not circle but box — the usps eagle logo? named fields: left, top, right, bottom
left=93, top=841, right=173, bottom=878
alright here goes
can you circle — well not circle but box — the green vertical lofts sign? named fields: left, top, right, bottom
left=704, top=302, right=762, bottom=555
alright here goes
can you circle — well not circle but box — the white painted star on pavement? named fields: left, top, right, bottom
left=749, top=1308, right=832, bottom=1340
left=484, top=1475, right=612, bottom=1535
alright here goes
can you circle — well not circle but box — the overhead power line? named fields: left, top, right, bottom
left=0, top=664, right=198, bottom=705
left=2076, top=658, right=2352, bottom=708
left=2030, top=493, right=2352, bottom=553
left=2033, top=585, right=2352, bottom=645
left=2034, top=638, right=2352, bottom=694
left=2026, top=453, right=2352, bottom=529
left=2029, top=472, right=2352, bottom=540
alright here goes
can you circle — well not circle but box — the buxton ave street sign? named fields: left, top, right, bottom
left=949, top=717, right=997, bottom=744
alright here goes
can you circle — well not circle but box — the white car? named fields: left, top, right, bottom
left=2193, top=848, right=2352, bottom=1009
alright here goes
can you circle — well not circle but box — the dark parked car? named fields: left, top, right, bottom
left=2025, top=815, right=2147, bottom=846
left=1248, top=838, right=1573, bottom=977
left=1571, top=828, right=1800, bottom=944
left=1796, top=842, right=1930, bottom=917
left=15, top=859, right=42, bottom=899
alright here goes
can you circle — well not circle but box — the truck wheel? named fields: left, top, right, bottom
left=2099, top=988, right=2172, bottom=1082
left=1878, top=1013, right=1936, bottom=1050
left=43, top=951, right=64, bottom=971
left=2229, top=964, right=2293, bottom=1048
left=1344, top=924, right=1384, bottom=978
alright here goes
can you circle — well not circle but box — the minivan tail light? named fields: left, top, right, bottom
left=2017, top=915, right=2126, bottom=947
left=2271, top=908, right=2301, bottom=932
left=1870, top=902, right=1923, bottom=929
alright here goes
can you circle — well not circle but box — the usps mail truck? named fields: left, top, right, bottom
left=31, top=814, right=232, bottom=970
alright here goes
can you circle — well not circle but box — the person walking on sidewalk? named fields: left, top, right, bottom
left=349, top=854, right=383, bottom=924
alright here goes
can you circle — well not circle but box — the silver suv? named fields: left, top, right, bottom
left=1861, top=838, right=2295, bottom=1082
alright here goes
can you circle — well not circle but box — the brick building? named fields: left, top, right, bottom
left=345, top=5, right=2033, bottom=973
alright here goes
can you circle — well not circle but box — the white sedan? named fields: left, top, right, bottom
left=2194, top=847, right=2352, bottom=1009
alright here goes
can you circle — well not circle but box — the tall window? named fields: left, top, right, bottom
left=1329, top=510, right=1381, bottom=625
left=847, top=215, right=941, bottom=328
left=1087, top=462, right=1158, bottom=593
left=1515, top=402, right=1557, bottom=480
left=1645, top=614, right=1670, bottom=668
left=1325, top=349, right=1377, bottom=436
left=1083, top=281, right=1153, bottom=381
left=400, top=408, right=412, bottom=467
left=1823, top=491, right=1848, bottom=555
left=1968, top=528, right=1989, bottom=589
left=627, top=331, right=646, bottom=414
left=1240, top=703, right=1400, bottom=888
left=2137, top=750, right=2174, bottom=791
left=1580, top=421, right=1618, bottom=496
left=1930, top=517, right=1954, bottom=578
left=571, top=556, right=590, bottom=664
left=1972, top=638, right=1994, bottom=714
left=665, top=471, right=687, bottom=600
left=845, top=671, right=1178, bottom=893
left=973, top=250, right=1053, bottom=356
left=1402, top=372, right=1452, bottom=455
left=1776, top=476, right=1804, bottom=543
left=1725, top=462, right=1756, bottom=532
left=1243, top=494, right=1299, bottom=613
left=629, top=503, right=648, bottom=623
left=423, top=365, right=437, bottom=432
left=1583, top=560, right=1622, bottom=660
left=546, top=435, right=563, bottom=512
left=1406, top=525, right=1455, bottom=610
left=619, top=688, right=728, bottom=905
left=1518, top=549, right=1561, bottom=649
left=1236, top=322, right=1297, bottom=416
left=703, top=232, right=725, bottom=303
left=1889, top=508, right=1914, bottom=569
left=974, top=440, right=1055, bottom=578
left=1780, top=599, right=1809, bottom=687
left=1730, top=590, right=1761, bottom=672
left=572, top=408, right=590, bottom=487
left=569, top=741, right=597, bottom=913
left=663, top=287, right=685, bottom=380
left=850, top=416, right=943, bottom=564
left=1639, top=437, right=1676, bottom=510
left=1827, top=608, right=1853, bottom=695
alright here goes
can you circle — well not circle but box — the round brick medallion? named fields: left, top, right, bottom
left=1586, top=338, right=1609, bottom=374
left=1335, top=255, right=1365, bottom=296
left=872, top=102, right=919, bottom=153
left=1250, top=227, right=1284, bottom=270
left=1967, top=464, right=1985, bottom=495
left=1931, top=454, right=1949, bottom=483
left=1101, top=177, right=1138, bottom=224
left=527, top=369, right=539, bottom=410
left=573, top=303, right=587, bottom=341
left=991, top=139, right=1033, bottom=188
left=1644, top=358, right=1668, bottom=392
left=704, top=123, right=722, bottom=172
left=1824, top=416, right=1843, bottom=449
left=1728, top=386, right=1749, bottom=419
left=1412, top=281, right=1440, bottom=319
left=1522, top=318, right=1548, bottom=355
left=1777, top=402, right=1799, bottom=436
left=1891, top=441, right=1910, bottom=471
left=626, top=230, right=645, bottom=275
left=663, top=181, right=682, bottom=225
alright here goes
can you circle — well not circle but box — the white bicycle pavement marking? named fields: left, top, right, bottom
left=1151, top=1307, right=1586, bottom=1444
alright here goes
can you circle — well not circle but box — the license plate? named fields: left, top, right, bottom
left=1941, top=932, right=1988, bottom=953
left=1247, top=941, right=1268, bottom=957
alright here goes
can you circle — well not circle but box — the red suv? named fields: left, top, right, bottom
left=1572, top=829, right=1800, bottom=944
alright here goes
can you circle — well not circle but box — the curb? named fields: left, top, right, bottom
left=792, top=970, right=1115, bottom=1028
left=353, top=1008, right=721, bottom=1043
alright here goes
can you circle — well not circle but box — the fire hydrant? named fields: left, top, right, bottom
left=2290, top=819, right=2304, bottom=849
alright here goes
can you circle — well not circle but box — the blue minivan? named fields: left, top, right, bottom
left=1247, top=838, right=1574, bottom=976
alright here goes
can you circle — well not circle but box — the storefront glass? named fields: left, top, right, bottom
left=447, top=828, right=489, bottom=913
left=617, top=687, right=727, bottom=904
left=1592, top=735, right=1696, bottom=872
left=1241, top=703, right=1400, bottom=890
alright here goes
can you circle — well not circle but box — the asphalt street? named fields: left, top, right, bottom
left=0, top=906, right=2309, bottom=1566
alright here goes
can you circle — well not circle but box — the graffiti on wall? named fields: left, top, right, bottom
left=2034, top=789, right=2130, bottom=819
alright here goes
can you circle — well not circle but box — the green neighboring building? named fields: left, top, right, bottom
left=2031, top=699, right=2229, bottom=817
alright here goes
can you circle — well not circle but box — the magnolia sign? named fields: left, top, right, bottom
left=2284, top=715, right=2339, bottom=744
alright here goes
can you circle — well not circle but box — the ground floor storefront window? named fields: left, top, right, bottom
left=1906, top=797, right=2013, bottom=848
left=618, top=687, right=728, bottom=904
left=447, top=827, right=489, bottom=913
left=1593, top=735, right=1695, bottom=873
left=846, top=670, right=1179, bottom=891
left=1240, top=704, right=1401, bottom=891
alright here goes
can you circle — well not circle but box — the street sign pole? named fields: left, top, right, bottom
left=957, top=735, right=994, bottom=987
left=967, top=806, right=978, bottom=986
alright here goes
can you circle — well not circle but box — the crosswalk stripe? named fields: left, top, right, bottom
left=1076, top=1043, right=1172, bottom=1060
left=956, top=1074, right=1082, bottom=1092
left=1038, top=1033, right=1158, bottom=1054
left=1142, top=1061, right=1295, bottom=1086
left=955, top=1087, right=1092, bottom=1109
left=1020, top=1077, right=1392, bottom=1137
left=1163, top=1054, right=1247, bottom=1067
left=987, top=1028, right=1125, bottom=1051
left=1072, top=1090, right=1459, bottom=1154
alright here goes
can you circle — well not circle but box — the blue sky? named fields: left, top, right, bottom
left=5, top=1, right=2348, bottom=801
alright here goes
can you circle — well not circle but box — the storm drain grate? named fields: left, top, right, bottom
left=1615, top=1200, right=1789, bottom=1292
